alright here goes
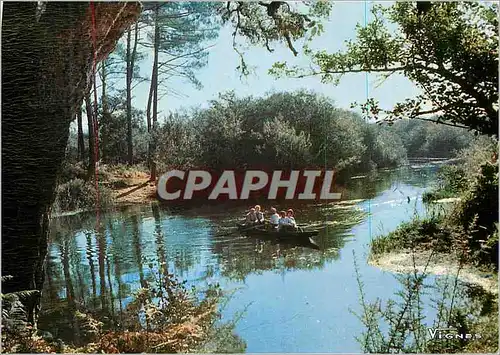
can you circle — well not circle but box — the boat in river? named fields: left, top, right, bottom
left=237, top=223, right=320, bottom=249
left=238, top=224, right=319, bottom=237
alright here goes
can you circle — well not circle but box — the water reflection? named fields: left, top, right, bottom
left=40, top=166, right=441, bottom=351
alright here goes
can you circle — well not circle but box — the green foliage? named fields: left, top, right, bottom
left=370, top=217, right=453, bottom=256
left=369, top=126, right=408, bottom=169
left=261, top=115, right=312, bottom=168
left=389, top=119, right=475, bottom=158
left=417, top=136, right=498, bottom=268
left=371, top=191, right=498, bottom=270
left=99, top=95, right=149, bottom=163
left=353, top=254, right=498, bottom=353
left=53, top=179, right=113, bottom=214
left=421, top=135, right=496, bottom=203
left=422, top=165, right=467, bottom=203
left=140, top=2, right=221, bottom=90
left=271, top=2, right=498, bottom=136
left=139, top=90, right=480, bottom=175
left=70, top=88, right=475, bottom=177
left=353, top=253, right=429, bottom=353
left=182, top=90, right=407, bottom=172
left=155, top=113, right=201, bottom=170
left=1, top=276, right=57, bottom=353
left=457, top=135, right=498, bottom=183
left=451, top=162, right=499, bottom=268
left=218, top=2, right=332, bottom=75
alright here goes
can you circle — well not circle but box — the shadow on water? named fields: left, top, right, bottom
left=39, top=165, right=443, bottom=351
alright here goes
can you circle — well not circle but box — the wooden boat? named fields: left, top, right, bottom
left=237, top=223, right=320, bottom=249
left=237, top=223, right=319, bottom=238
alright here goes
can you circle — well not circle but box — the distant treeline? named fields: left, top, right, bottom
left=67, top=90, right=475, bottom=174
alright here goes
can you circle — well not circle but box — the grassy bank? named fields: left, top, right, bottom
left=363, top=215, right=498, bottom=353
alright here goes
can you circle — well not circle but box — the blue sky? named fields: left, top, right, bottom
left=129, top=1, right=420, bottom=118
left=76, top=1, right=421, bottom=133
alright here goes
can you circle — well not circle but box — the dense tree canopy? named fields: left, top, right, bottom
left=130, top=90, right=473, bottom=175
left=270, top=2, right=498, bottom=136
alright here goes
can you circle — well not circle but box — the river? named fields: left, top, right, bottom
left=40, top=164, right=447, bottom=352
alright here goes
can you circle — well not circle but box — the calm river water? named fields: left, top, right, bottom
left=41, top=165, right=446, bottom=352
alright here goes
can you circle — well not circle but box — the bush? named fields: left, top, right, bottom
left=58, top=161, right=87, bottom=184
left=53, top=179, right=113, bottom=213
left=370, top=217, right=454, bottom=256
left=451, top=162, right=499, bottom=268
left=2, top=267, right=246, bottom=354
left=458, top=136, right=498, bottom=183
left=75, top=264, right=244, bottom=353
left=422, top=164, right=468, bottom=203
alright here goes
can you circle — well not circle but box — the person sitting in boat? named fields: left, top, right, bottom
left=285, top=209, right=298, bottom=231
left=278, top=210, right=297, bottom=232
left=254, top=205, right=265, bottom=224
left=278, top=211, right=287, bottom=230
left=278, top=211, right=296, bottom=232
left=269, top=207, right=280, bottom=229
left=245, top=208, right=258, bottom=224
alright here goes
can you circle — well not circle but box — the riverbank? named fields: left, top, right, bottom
left=53, top=164, right=157, bottom=216
left=369, top=250, right=498, bottom=294
left=100, top=165, right=157, bottom=205
left=369, top=215, right=498, bottom=288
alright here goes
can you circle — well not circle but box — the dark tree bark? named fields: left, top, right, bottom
left=126, top=22, right=140, bottom=165
left=100, top=62, right=109, bottom=158
left=85, top=91, right=96, bottom=178
left=77, top=108, right=85, bottom=161
left=1, top=2, right=140, bottom=324
left=146, top=62, right=154, bottom=175
left=2, top=2, right=90, bottom=323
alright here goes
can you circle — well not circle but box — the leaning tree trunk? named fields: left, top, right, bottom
left=2, top=2, right=140, bottom=325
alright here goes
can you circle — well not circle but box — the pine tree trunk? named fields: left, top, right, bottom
left=146, top=65, right=154, bottom=176
left=126, top=27, right=134, bottom=165
left=85, top=91, right=96, bottom=179
left=100, top=61, right=108, bottom=161
left=77, top=108, right=85, bottom=162
left=150, top=4, right=160, bottom=182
